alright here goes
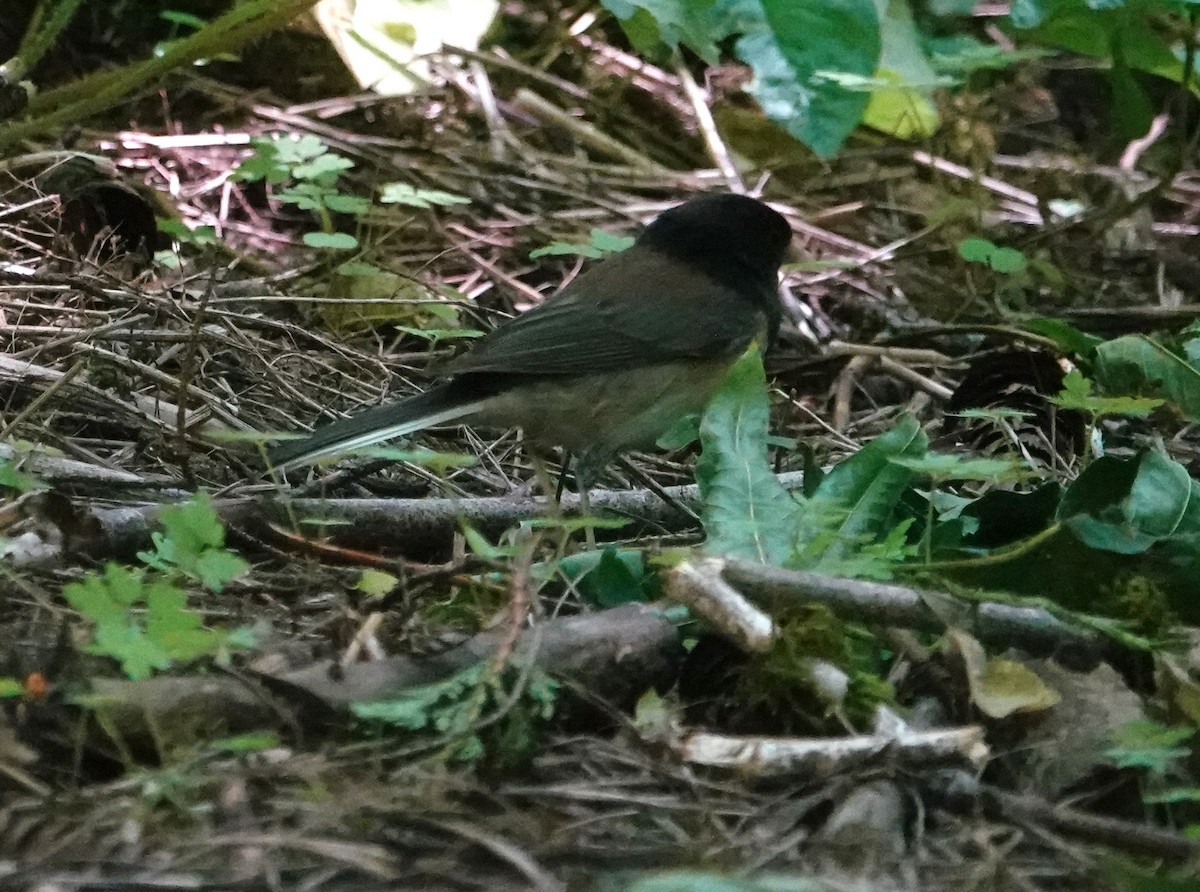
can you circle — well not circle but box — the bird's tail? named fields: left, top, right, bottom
left=267, top=382, right=488, bottom=472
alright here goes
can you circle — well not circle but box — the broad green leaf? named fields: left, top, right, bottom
left=145, top=582, right=222, bottom=661
left=1059, top=451, right=1200, bottom=554
left=860, top=0, right=940, bottom=139
left=806, top=414, right=926, bottom=563
left=1021, top=317, right=1103, bottom=356
left=1094, top=335, right=1200, bottom=421
left=721, top=0, right=881, bottom=157
left=601, top=0, right=722, bottom=61
left=893, top=453, right=1034, bottom=482
left=696, top=350, right=799, bottom=563
left=570, top=547, right=651, bottom=607
left=1012, top=1, right=1195, bottom=95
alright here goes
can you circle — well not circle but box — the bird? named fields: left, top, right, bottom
left=269, top=193, right=793, bottom=490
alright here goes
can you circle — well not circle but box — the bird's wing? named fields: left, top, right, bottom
left=445, top=248, right=771, bottom=378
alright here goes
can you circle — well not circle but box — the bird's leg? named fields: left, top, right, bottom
left=616, top=456, right=702, bottom=526
left=529, top=450, right=562, bottom=518
left=573, top=451, right=612, bottom=551
left=528, top=449, right=594, bottom=549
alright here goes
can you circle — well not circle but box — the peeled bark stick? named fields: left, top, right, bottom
left=721, top=561, right=1113, bottom=660
left=665, top=557, right=776, bottom=652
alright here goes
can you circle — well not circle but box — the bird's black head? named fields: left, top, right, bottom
left=638, top=193, right=793, bottom=287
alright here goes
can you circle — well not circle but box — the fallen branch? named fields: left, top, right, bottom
left=720, top=560, right=1120, bottom=661
left=76, top=472, right=806, bottom=558
left=87, top=604, right=681, bottom=750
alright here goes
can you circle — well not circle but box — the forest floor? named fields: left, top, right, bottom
left=3, top=7, right=1200, bottom=891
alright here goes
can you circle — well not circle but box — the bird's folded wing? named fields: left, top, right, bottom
left=444, top=250, right=768, bottom=377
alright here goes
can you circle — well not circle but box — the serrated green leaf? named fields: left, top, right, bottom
left=92, top=622, right=171, bottom=681
left=1052, top=369, right=1162, bottom=418
left=138, top=494, right=248, bottom=592
left=194, top=550, right=250, bottom=592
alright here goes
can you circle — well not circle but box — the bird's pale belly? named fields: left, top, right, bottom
left=473, top=358, right=736, bottom=455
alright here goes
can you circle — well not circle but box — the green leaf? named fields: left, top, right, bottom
left=208, top=731, right=281, bottom=753
left=860, top=0, right=941, bottom=140
left=696, top=350, right=800, bottom=563
left=303, top=231, right=358, bottom=250
left=601, top=0, right=722, bottom=62
left=0, top=677, right=23, bottom=698
left=1059, top=451, right=1200, bottom=555
left=1012, top=1, right=1195, bottom=95
left=292, top=152, right=354, bottom=183
left=322, top=193, right=372, bottom=215
left=378, top=183, right=471, bottom=208
left=1094, top=335, right=1200, bottom=422
left=359, top=447, right=476, bottom=474
left=893, top=453, right=1034, bottom=482
left=529, top=241, right=603, bottom=260
left=194, top=550, right=251, bottom=592
left=91, top=622, right=171, bottom=681
left=723, top=0, right=881, bottom=157
left=1021, top=317, right=1103, bottom=356
left=156, top=219, right=218, bottom=245
left=1052, top=369, right=1163, bottom=419
left=356, top=569, right=399, bottom=598
left=145, top=582, right=222, bottom=661
left=63, top=564, right=144, bottom=622
left=805, top=415, right=927, bottom=565
left=1106, top=719, right=1194, bottom=774
left=530, top=228, right=635, bottom=260
left=569, top=547, right=650, bottom=608
left=273, top=134, right=329, bottom=165
left=957, top=237, right=1028, bottom=273
left=232, top=138, right=287, bottom=183
left=0, top=459, right=43, bottom=493
left=138, top=494, right=249, bottom=592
